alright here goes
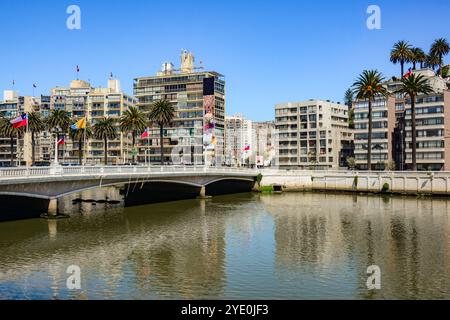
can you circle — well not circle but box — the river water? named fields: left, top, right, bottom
left=1, top=190, right=450, bottom=300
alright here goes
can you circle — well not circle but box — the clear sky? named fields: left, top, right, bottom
left=0, top=0, right=449, bottom=121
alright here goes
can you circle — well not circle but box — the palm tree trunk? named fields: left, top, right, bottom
left=104, top=137, right=108, bottom=165
left=160, top=125, right=164, bottom=166
left=420, top=62, right=423, bottom=69
left=132, top=131, right=136, bottom=164
left=367, top=99, right=373, bottom=171
left=401, top=61, right=405, bottom=78
left=413, top=61, right=417, bottom=70
left=10, top=137, right=14, bottom=167
left=439, top=54, right=443, bottom=76
left=411, top=94, right=417, bottom=171
left=79, top=137, right=83, bottom=166
left=31, top=132, right=36, bottom=166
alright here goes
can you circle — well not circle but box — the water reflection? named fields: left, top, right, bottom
left=0, top=191, right=450, bottom=299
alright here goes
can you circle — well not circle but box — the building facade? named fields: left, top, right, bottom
left=252, top=121, right=277, bottom=167
left=225, top=114, right=253, bottom=166
left=275, top=100, right=353, bottom=169
left=134, top=51, right=226, bottom=165
left=50, top=79, right=135, bottom=165
left=353, top=68, right=450, bottom=171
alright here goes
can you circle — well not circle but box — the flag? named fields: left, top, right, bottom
left=403, top=68, right=413, bottom=78
left=71, top=118, right=86, bottom=130
left=76, top=65, right=80, bottom=73
left=110, top=72, right=113, bottom=78
left=57, top=137, right=65, bottom=145
left=141, top=128, right=150, bottom=138
left=33, top=83, right=37, bottom=88
left=244, top=145, right=250, bottom=151
left=10, top=113, right=28, bottom=129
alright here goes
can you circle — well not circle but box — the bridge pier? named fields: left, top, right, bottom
left=47, top=198, right=58, bottom=216
left=198, top=186, right=207, bottom=199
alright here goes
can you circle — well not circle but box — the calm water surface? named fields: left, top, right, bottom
left=1, top=191, right=450, bottom=300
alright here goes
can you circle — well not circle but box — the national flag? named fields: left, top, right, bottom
left=10, top=113, right=28, bottom=129
left=244, top=145, right=250, bottom=151
left=403, top=68, right=413, bottom=78
left=33, top=83, right=37, bottom=88
left=76, top=65, right=80, bottom=73
left=110, top=72, right=114, bottom=78
left=141, top=128, right=150, bottom=138
left=71, top=118, right=86, bottom=130
left=57, top=137, right=65, bottom=145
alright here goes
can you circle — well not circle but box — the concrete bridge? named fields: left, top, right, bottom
left=0, top=165, right=258, bottom=216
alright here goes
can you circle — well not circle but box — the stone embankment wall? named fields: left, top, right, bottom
left=260, top=170, right=450, bottom=195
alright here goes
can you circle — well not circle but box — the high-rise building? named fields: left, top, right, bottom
left=225, top=114, right=253, bottom=166
left=252, top=121, right=277, bottom=167
left=134, top=50, right=226, bottom=165
left=50, top=79, right=136, bottom=165
left=275, top=100, right=353, bottom=169
left=353, top=68, right=450, bottom=171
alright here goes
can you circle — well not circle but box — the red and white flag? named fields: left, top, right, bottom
left=141, top=128, right=150, bottom=139
left=10, top=113, right=28, bottom=129
left=57, top=137, right=65, bottom=145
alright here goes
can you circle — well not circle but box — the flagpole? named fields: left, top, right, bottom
left=83, top=115, right=87, bottom=166
left=147, top=128, right=150, bottom=166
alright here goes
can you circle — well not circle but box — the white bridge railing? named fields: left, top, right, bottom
left=0, top=165, right=258, bottom=179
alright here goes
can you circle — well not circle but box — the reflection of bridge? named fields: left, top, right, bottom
left=0, top=166, right=258, bottom=216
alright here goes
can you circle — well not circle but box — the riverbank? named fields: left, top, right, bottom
left=259, top=170, right=450, bottom=196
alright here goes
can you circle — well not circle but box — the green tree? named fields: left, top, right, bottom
left=0, top=117, right=23, bottom=166
left=93, top=117, right=117, bottom=165
left=352, top=70, right=389, bottom=171
left=344, top=89, right=355, bottom=129
left=390, top=41, right=413, bottom=78
left=411, top=47, right=426, bottom=70
left=430, top=38, right=450, bottom=76
left=425, top=53, right=440, bottom=71
left=395, top=74, right=433, bottom=171
left=70, top=123, right=93, bottom=165
left=120, top=106, right=147, bottom=164
left=28, top=112, right=46, bottom=166
left=148, top=100, right=175, bottom=165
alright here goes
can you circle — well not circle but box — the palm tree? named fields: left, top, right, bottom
left=390, top=41, right=413, bottom=77
left=93, top=117, right=117, bottom=165
left=344, top=89, right=355, bottom=129
left=119, top=106, right=147, bottom=164
left=352, top=70, right=389, bottom=171
left=425, top=53, right=440, bottom=71
left=395, top=74, right=433, bottom=171
left=28, top=112, right=46, bottom=166
left=70, top=123, right=93, bottom=165
left=148, top=100, right=175, bottom=165
left=430, top=38, right=450, bottom=76
left=0, top=117, right=23, bottom=166
left=411, top=47, right=426, bottom=70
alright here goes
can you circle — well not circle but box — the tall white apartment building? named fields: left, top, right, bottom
left=225, top=114, right=253, bottom=166
left=275, top=100, right=353, bottom=169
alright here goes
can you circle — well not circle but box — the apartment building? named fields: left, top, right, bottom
left=225, top=114, right=253, bottom=166
left=354, top=68, right=450, bottom=171
left=50, top=79, right=135, bottom=165
left=134, top=50, right=225, bottom=165
left=252, top=121, right=277, bottom=167
left=275, top=100, right=353, bottom=169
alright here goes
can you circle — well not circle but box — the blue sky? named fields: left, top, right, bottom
left=0, top=0, right=449, bottom=121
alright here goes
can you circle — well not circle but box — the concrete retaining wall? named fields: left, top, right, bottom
left=260, top=170, right=450, bottom=195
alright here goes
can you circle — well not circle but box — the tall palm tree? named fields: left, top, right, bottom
left=425, top=53, right=440, bottom=71
left=411, top=47, right=426, bottom=70
left=430, top=38, right=450, bottom=76
left=93, top=117, right=117, bottom=165
left=0, top=117, right=23, bottom=166
left=119, top=106, right=147, bottom=164
left=395, top=74, right=433, bottom=171
left=28, top=112, right=46, bottom=166
left=390, top=41, right=413, bottom=78
left=352, top=70, right=388, bottom=171
left=344, top=89, right=355, bottom=129
left=148, top=100, right=175, bottom=165
left=70, top=123, right=93, bottom=165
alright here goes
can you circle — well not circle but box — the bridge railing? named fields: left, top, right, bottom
left=0, top=165, right=258, bottom=178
